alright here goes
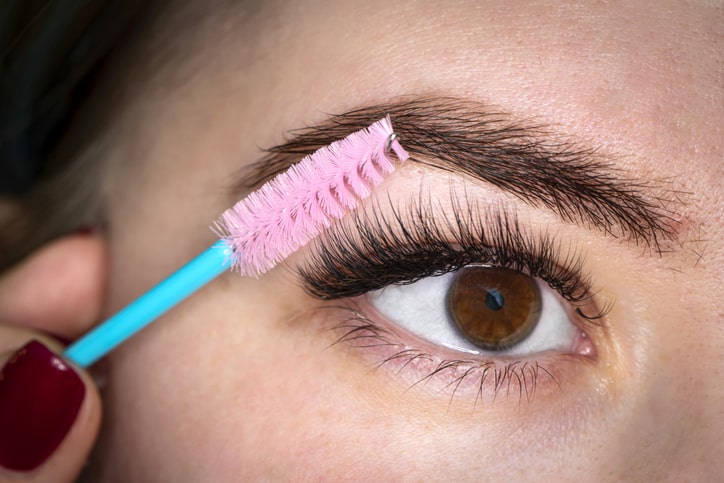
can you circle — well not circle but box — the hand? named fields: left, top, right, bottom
left=0, top=234, right=106, bottom=482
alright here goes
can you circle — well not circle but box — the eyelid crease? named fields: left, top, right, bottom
left=234, top=96, right=681, bottom=252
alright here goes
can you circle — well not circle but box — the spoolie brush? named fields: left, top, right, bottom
left=64, top=116, right=408, bottom=367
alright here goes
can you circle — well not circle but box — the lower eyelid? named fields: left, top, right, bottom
left=313, top=301, right=594, bottom=404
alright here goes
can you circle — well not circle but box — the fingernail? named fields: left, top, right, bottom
left=0, top=340, right=85, bottom=471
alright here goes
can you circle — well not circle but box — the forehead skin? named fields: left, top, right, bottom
left=93, top=1, right=723, bottom=481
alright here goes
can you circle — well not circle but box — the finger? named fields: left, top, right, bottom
left=0, top=333, right=101, bottom=481
left=0, top=234, right=107, bottom=339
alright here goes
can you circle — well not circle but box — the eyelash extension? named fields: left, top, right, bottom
left=300, top=189, right=608, bottom=320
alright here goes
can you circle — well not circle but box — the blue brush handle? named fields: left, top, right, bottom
left=64, top=240, right=233, bottom=368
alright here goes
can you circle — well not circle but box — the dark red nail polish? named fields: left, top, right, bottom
left=0, top=341, right=85, bottom=471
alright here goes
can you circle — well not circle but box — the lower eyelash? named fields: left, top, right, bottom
left=322, top=304, right=564, bottom=406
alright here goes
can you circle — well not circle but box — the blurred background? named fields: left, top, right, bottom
left=0, top=0, right=146, bottom=195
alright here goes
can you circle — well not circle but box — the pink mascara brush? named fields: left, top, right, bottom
left=64, top=116, right=409, bottom=367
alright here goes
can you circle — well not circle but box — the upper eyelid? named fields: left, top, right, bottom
left=297, top=194, right=596, bottom=309
left=232, top=96, right=682, bottom=253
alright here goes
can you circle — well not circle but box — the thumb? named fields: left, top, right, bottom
left=0, top=332, right=101, bottom=482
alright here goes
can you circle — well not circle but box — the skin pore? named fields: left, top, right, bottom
left=67, top=1, right=723, bottom=480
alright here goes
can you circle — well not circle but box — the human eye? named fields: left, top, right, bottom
left=369, top=266, right=590, bottom=357
left=298, top=190, right=607, bottom=403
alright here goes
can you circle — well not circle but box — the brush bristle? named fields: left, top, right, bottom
left=215, top=116, right=409, bottom=276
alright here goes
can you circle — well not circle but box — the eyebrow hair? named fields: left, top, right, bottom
left=235, top=96, right=678, bottom=250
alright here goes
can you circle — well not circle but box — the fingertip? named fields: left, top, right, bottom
left=0, top=234, right=108, bottom=338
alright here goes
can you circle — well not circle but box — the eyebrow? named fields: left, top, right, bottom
left=234, top=96, right=678, bottom=250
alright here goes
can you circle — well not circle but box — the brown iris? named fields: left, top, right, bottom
left=446, top=266, right=542, bottom=351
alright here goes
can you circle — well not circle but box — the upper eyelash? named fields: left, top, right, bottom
left=299, top=190, right=607, bottom=319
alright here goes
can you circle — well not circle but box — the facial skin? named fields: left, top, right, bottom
left=80, top=1, right=721, bottom=480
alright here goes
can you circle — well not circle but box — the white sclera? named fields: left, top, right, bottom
left=368, top=270, right=577, bottom=357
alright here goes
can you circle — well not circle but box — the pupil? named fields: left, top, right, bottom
left=485, top=290, right=505, bottom=311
